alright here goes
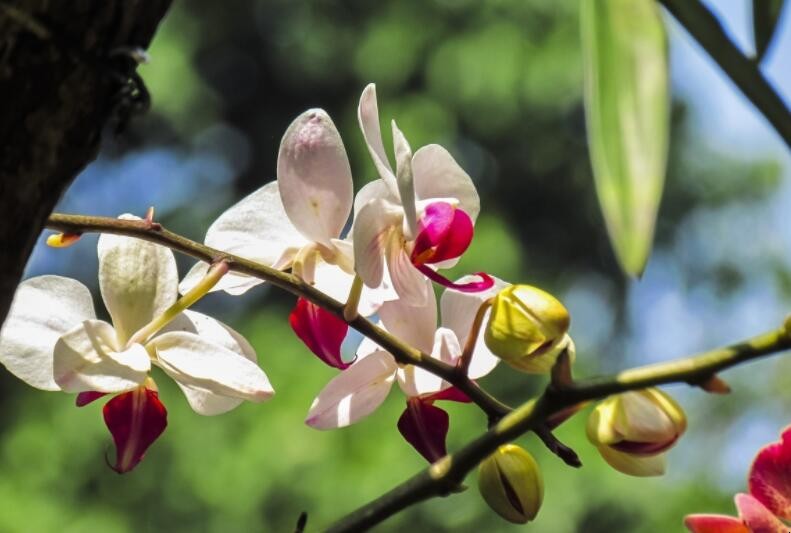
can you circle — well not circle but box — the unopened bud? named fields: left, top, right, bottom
left=586, top=388, right=686, bottom=477
left=484, top=285, right=572, bottom=373
left=478, top=444, right=543, bottom=524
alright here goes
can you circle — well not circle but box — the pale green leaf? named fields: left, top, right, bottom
left=581, top=0, right=669, bottom=276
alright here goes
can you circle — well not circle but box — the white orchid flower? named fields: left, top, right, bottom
left=179, top=108, right=355, bottom=296
left=305, top=278, right=508, bottom=430
left=353, top=83, right=494, bottom=306
left=0, top=217, right=273, bottom=471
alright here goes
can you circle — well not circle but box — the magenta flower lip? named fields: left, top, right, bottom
left=289, top=297, right=350, bottom=369
left=103, top=386, right=168, bottom=474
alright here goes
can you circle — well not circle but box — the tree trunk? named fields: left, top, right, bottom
left=0, top=0, right=172, bottom=325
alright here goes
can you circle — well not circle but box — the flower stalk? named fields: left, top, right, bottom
left=125, top=260, right=230, bottom=348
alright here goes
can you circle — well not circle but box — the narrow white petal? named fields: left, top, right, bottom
left=392, top=120, right=417, bottom=237
left=358, top=84, right=397, bottom=191
left=305, top=350, right=396, bottom=429
left=98, top=214, right=178, bottom=344
left=352, top=198, right=401, bottom=289
left=180, top=182, right=309, bottom=294
left=53, top=320, right=150, bottom=393
left=385, top=232, right=429, bottom=307
left=378, top=278, right=436, bottom=353
left=0, top=276, right=96, bottom=390
left=412, top=144, right=480, bottom=221
left=158, top=310, right=259, bottom=415
left=278, top=109, right=354, bottom=245
left=152, top=331, right=274, bottom=403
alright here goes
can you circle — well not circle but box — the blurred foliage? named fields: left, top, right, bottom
left=2, top=0, right=789, bottom=531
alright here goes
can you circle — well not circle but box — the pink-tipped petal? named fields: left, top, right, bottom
left=289, top=298, right=349, bottom=369
left=683, top=514, right=749, bottom=533
left=734, top=493, right=788, bottom=533
left=103, top=387, right=167, bottom=474
left=422, top=386, right=472, bottom=404
left=397, top=398, right=449, bottom=463
left=277, top=109, right=353, bottom=246
left=748, top=426, right=791, bottom=520
left=76, top=391, right=108, bottom=407
left=411, top=202, right=474, bottom=266
left=416, top=265, right=494, bottom=293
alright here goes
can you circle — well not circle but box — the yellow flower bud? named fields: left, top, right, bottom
left=478, top=444, right=543, bottom=524
left=484, top=285, right=572, bottom=373
left=586, top=388, right=687, bottom=477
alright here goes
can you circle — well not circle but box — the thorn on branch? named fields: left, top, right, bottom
left=534, top=425, right=582, bottom=468
left=692, top=374, right=731, bottom=394
left=141, top=207, right=162, bottom=231
left=294, top=511, right=308, bottom=533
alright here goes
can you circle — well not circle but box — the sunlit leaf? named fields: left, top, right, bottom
left=753, top=0, right=786, bottom=62
left=581, top=0, right=669, bottom=276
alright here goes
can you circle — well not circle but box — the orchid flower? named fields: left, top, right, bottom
left=353, top=83, right=494, bottom=306
left=685, top=425, right=791, bottom=533
left=0, top=217, right=273, bottom=472
left=305, top=278, right=507, bottom=432
left=180, top=108, right=355, bottom=295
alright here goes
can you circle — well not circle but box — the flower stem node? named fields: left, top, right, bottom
left=586, top=388, right=687, bottom=477
left=484, top=285, right=573, bottom=373
left=478, top=444, right=544, bottom=524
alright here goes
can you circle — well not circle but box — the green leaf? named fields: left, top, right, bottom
left=753, top=0, right=786, bottom=62
left=581, top=0, right=669, bottom=277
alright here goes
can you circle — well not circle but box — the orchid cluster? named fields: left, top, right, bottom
left=1, top=83, right=700, bottom=528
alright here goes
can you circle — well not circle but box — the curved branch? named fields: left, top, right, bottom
left=45, top=212, right=511, bottom=419
left=657, top=0, right=791, bottom=149
left=325, top=326, right=791, bottom=532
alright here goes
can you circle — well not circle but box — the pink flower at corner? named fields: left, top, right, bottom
left=685, top=426, right=791, bottom=533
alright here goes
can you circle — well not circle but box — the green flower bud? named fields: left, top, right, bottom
left=586, top=388, right=687, bottom=477
left=484, top=285, right=572, bottom=373
left=478, top=444, right=544, bottom=524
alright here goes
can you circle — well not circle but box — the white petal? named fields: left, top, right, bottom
left=397, top=327, right=459, bottom=396
left=152, top=331, right=273, bottom=403
left=412, top=144, right=480, bottom=221
left=353, top=179, right=398, bottom=219
left=158, top=310, right=259, bottom=415
left=180, top=182, right=308, bottom=294
left=385, top=232, right=429, bottom=307
left=53, top=320, right=150, bottom=393
left=440, top=276, right=509, bottom=379
left=440, top=275, right=510, bottom=343
left=277, top=109, right=353, bottom=245
left=358, top=84, right=397, bottom=191
left=305, top=350, right=397, bottom=429
left=312, top=258, right=394, bottom=318
left=0, top=276, right=96, bottom=390
left=378, top=278, right=436, bottom=353
left=98, top=214, right=178, bottom=344
left=352, top=198, right=402, bottom=289
left=392, top=120, right=417, bottom=237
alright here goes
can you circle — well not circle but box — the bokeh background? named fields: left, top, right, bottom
left=2, top=0, right=790, bottom=531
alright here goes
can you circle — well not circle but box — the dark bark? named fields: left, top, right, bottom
left=0, top=0, right=171, bottom=325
